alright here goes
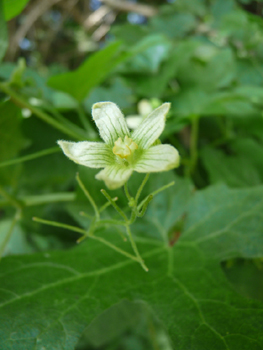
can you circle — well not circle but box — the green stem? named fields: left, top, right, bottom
left=77, top=104, right=91, bottom=132
left=0, top=147, right=59, bottom=168
left=0, top=210, right=21, bottom=258
left=98, top=219, right=126, bottom=226
left=86, top=217, right=97, bottom=235
left=167, top=246, right=174, bottom=277
left=101, top=189, right=127, bottom=221
left=150, top=181, right=175, bottom=197
left=0, top=186, right=23, bottom=210
left=76, top=173, right=100, bottom=220
left=115, top=227, right=127, bottom=242
left=42, top=104, right=88, bottom=139
left=126, top=225, right=148, bottom=272
left=138, top=181, right=175, bottom=211
left=32, top=217, right=87, bottom=235
left=80, top=232, right=141, bottom=263
left=33, top=217, right=140, bottom=263
left=79, top=211, right=93, bottom=219
left=129, top=209, right=137, bottom=225
left=137, top=195, right=153, bottom=217
left=0, top=192, right=75, bottom=208
left=24, top=192, right=75, bottom=206
left=99, top=197, right=118, bottom=213
left=188, top=115, right=199, bottom=176
left=135, top=173, right=150, bottom=202
left=124, top=182, right=132, bottom=201
left=0, top=82, right=85, bottom=141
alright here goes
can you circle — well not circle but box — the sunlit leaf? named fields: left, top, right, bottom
left=3, top=0, right=30, bottom=20
left=48, top=42, right=126, bottom=102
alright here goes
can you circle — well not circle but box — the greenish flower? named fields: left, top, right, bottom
left=58, top=102, right=180, bottom=189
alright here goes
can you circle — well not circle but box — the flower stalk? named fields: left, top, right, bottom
left=33, top=173, right=175, bottom=271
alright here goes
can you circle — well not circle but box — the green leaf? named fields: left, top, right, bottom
left=84, top=78, right=133, bottom=111
left=119, top=34, right=172, bottom=74
left=0, top=0, right=7, bottom=62
left=230, top=138, right=263, bottom=182
left=1, top=175, right=263, bottom=349
left=0, top=62, right=54, bottom=101
left=173, top=0, right=207, bottom=16
left=171, top=88, right=260, bottom=119
left=219, top=9, right=263, bottom=51
left=211, top=0, right=236, bottom=21
left=50, top=91, right=78, bottom=110
left=200, top=147, right=261, bottom=187
left=111, top=23, right=149, bottom=46
left=0, top=219, right=34, bottom=257
left=177, top=47, right=235, bottom=92
left=3, top=0, right=30, bottom=20
left=150, top=12, right=197, bottom=39
left=18, top=117, right=76, bottom=192
left=237, top=59, right=263, bottom=86
left=48, top=42, right=126, bottom=102
left=129, top=47, right=180, bottom=98
left=77, top=299, right=173, bottom=349
left=231, top=114, right=263, bottom=141
left=223, top=258, right=263, bottom=303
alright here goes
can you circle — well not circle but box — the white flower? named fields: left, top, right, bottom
left=58, top=102, right=180, bottom=189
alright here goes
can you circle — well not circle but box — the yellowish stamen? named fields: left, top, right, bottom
left=113, top=136, right=138, bottom=159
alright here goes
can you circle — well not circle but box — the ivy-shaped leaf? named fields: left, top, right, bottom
left=0, top=177, right=263, bottom=349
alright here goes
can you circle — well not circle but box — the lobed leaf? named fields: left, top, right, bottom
left=0, top=177, right=263, bottom=349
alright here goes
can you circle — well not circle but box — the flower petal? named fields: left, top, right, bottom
left=95, top=165, right=133, bottom=189
left=92, top=102, right=130, bottom=146
left=132, top=103, right=170, bottom=149
left=134, top=144, right=180, bottom=173
left=58, top=140, right=113, bottom=168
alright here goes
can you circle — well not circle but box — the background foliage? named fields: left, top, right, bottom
left=1, top=0, right=263, bottom=349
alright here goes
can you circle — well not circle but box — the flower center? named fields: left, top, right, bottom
left=112, top=136, right=138, bottom=159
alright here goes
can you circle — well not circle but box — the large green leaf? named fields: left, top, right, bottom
left=0, top=0, right=7, bottom=62
left=0, top=173, right=263, bottom=349
left=3, top=0, right=30, bottom=20
left=48, top=42, right=125, bottom=102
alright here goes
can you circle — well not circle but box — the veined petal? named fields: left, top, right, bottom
left=134, top=144, right=180, bottom=173
left=92, top=102, right=130, bottom=146
left=58, top=140, right=113, bottom=168
left=95, top=165, right=133, bottom=189
left=132, top=103, right=170, bottom=149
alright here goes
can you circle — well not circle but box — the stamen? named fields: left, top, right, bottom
left=113, top=136, right=138, bottom=159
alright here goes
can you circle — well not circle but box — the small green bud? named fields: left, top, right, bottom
left=128, top=198, right=136, bottom=208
